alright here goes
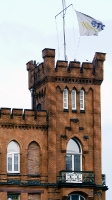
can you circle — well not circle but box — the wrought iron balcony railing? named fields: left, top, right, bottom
left=58, top=171, right=94, bottom=184
left=102, top=174, right=106, bottom=186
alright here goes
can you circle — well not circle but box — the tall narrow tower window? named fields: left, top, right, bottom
left=80, top=89, right=84, bottom=110
left=71, top=89, right=76, bottom=110
left=63, top=88, right=68, bottom=109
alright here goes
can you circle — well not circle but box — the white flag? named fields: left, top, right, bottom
left=75, top=10, right=105, bottom=36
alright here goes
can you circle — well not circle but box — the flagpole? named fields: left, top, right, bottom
left=55, top=3, right=73, bottom=61
left=62, top=0, right=67, bottom=61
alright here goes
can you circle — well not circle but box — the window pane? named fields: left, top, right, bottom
left=14, top=154, right=18, bottom=171
left=80, top=104, right=83, bottom=108
left=8, top=154, right=12, bottom=171
left=68, top=195, right=84, bottom=200
left=66, top=155, right=72, bottom=170
left=72, top=90, right=76, bottom=109
left=80, top=196, right=85, bottom=200
left=80, top=90, right=83, bottom=95
left=8, top=141, right=20, bottom=153
left=74, top=155, right=80, bottom=171
left=63, top=89, right=68, bottom=109
left=8, top=194, right=19, bottom=200
left=67, top=139, right=80, bottom=154
left=72, top=194, right=79, bottom=200
left=37, top=103, right=41, bottom=111
left=80, top=90, right=84, bottom=110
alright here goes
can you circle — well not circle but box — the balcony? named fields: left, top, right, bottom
left=57, top=171, right=106, bottom=186
left=58, top=171, right=94, bottom=184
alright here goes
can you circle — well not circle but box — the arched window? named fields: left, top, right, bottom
left=80, top=89, right=84, bottom=110
left=63, top=88, right=68, bottom=109
left=27, top=141, right=40, bottom=175
left=71, top=89, right=76, bottom=110
left=37, top=103, right=41, bottom=111
left=7, top=141, right=20, bottom=173
left=68, top=194, right=85, bottom=200
left=66, top=138, right=82, bottom=182
left=66, top=138, right=82, bottom=171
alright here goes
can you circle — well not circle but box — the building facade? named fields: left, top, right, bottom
left=0, top=48, right=108, bottom=200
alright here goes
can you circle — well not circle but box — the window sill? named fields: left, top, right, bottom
left=80, top=110, right=85, bottom=113
left=63, top=109, right=69, bottom=112
left=7, top=173, right=20, bottom=176
left=28, top=174, right=40, bottom=177
left=72, top=110, right=77, bottom=113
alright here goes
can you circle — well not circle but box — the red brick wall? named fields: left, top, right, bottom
left=28, top=194, right=40, bottom=200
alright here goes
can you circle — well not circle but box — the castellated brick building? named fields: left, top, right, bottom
left=0, top=48, right=108, bottom=200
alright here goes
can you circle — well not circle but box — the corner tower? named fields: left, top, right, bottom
left=26, top=48, right=108, bottom=200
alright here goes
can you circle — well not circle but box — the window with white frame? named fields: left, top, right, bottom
left=66, top=138, right=82, bottom=171
left=68, top=194, right=85, bottom=200
left=7, top=141, right=20, bottom=173
left=80, top=89, right=84, bottom=110
left=63, top=88, right=68, bottom=109
left=71, top=89, right=76, bottom=110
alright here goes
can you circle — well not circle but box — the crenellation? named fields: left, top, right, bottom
left=11, top=109, right=23, bottom=122
left=24, top=109, right=35, bottom=117
left=12, top=108, right=23, bottom=116
left=0, top=108, right=47, bottom=126
left=42, top=48, right=55, bottom=77
left=82, top=62, right=93, bottom=69
left=35, top=63, right=45, bottom=83
left=69, top=61, right=80, bottom=68
left=80, top=62, right=94, bottom=78
left=42, top=48, right=55, bottom=59
left=94, top=52, right=106, bottom=62
left=92, top=52, right=106, bottom=79
left=0, top=108, right=11, bottom=119
left=27, top=49, right=106, bottom=91
left=56, top=60, right=68, bottom=68
left=26, top=60, right=35, bottom=71
left=37, top=62, right=43, bottom=73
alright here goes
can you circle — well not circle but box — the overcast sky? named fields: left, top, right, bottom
left=0, top=0, right=111, bottom=199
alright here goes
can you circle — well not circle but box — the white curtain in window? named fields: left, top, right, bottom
left=72, top=89, right=76, bottom=110
left=63, top=88, right=68, bottom=109
left=80, top=90, right=84, bottom=110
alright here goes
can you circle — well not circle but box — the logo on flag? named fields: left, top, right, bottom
left=75, top=10, right=105, bottom=36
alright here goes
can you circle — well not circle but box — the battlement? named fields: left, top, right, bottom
left=0, top=108, right=47, bottom=126
left=26, top=48, right=106, bottom=89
